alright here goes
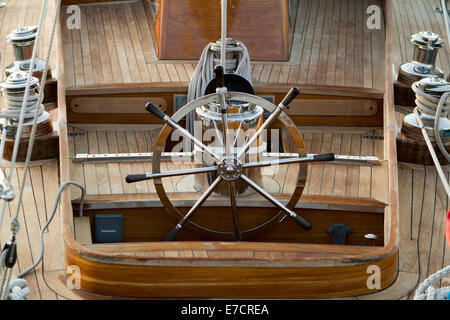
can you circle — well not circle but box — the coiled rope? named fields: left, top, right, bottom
left=185, top=0, right=252, bottom=138
left=414, top=265, right=450, bottom=300
left=0, top=86, right=43, bottom=120
left=412, top=83, right=450, bottom=300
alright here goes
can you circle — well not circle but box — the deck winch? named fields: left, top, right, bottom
left=398, top=31, right=445, bottom=85
left=0, top=71, right=52, bottom=140
left=401, top=77, right=450, bottom=141
left=210, top=39, right=241, bottom=73
left=6, top=26, right=50, bottom=80
left=397, top=76, right=450, bottom=165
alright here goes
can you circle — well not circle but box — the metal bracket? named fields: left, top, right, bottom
left=434, top=6, right=450, bottom=14
left=73, top=152, right=193, bottom=163
left=74, top=152, right=382, bottom=166
left=266, top=153, right=382, bottom=166
left=327, top=223, right=352, bottom=245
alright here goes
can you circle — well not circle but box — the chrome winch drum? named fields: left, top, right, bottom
left=193, top=100, right=265, bottom=195
left=398, top=31, right=445, bottom=84
left=211, top=39, right=240, bottom=73
left=0, top=71, right=52, bottom=139
left=5, top=26, right=49, bottom=80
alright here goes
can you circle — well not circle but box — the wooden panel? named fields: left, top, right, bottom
left=81, top=207, right=384, bottom=245
left=66, top=92, right=175, bottom=123
left=65, top=89, right=384, bottom=126
left=285, top=99, right=378, bottom=116
left=70, top=97, right=167, bottom=113
left=148, top=0, right=291, bottom=61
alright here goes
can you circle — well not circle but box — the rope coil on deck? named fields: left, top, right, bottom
left=185, top=39, right=252, bottom=136
left=414, top=265, right=450, bottom=300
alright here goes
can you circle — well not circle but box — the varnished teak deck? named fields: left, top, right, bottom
left=0, top=0, right=448, bottom=299
left=67, top=124, right=389, bottom=207
left=61, top=0, right=386, bottom=91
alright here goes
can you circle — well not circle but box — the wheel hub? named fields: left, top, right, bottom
left=217, top=157, right=243, bottom=181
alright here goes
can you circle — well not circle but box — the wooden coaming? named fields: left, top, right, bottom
left=64, top=247, right=398, bottom=298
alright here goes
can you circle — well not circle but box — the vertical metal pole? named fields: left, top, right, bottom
left=442, top=0, right=450, bottom=53
left=220, top=0, right=227, bottom=69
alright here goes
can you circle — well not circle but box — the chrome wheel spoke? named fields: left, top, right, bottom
left=229, top=180, right=241, bottom=241
left=240, top=174, right=311, bottom=230
left=242, top=153, right=335, bottom=170
left=145, top=102, right=221, bottom=162
left=126, top=166, right=218, bottom=183
left=165, top=176, right=223, bottom=241
left=168, top=118, right=222, bottom=162
left=236, top=87, right=300, bottom=159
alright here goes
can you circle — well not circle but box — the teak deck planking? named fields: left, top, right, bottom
left=67, top=124, right=389, bottom=206
left=391, top=0, right=450, bottom=72
left=61, top=0, right=386, bottom=92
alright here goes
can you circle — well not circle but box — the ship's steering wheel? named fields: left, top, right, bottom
left=126, top=66, right=334, bottom=241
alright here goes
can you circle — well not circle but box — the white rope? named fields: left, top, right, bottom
left=414, top=265, right=450, bottom=300
left=414, top=108, right=450, bottom=201
left=0, top=250, right=12, bottom=300
left=0, top=90, right=43, bottom=121
left=434, top=92, right=450, bottom=162
left=412, top=82, right=450, bottom=300
left=185, top=41, right=252, bottom=139
left=6, top=279, right=29, bottom=300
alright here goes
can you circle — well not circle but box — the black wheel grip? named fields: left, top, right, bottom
left=313, top=152, right=335, bottom=162
left=165, top=226, right=180, bottom=241
left=145, top=102, right=166, bottom=120
left=214, top=65, right=225, bottom=88
left=280, top=87, right=300, bottom=107
left=126, top=174, right=148, bottom=183
left=294, top=215, right=312, bottom=231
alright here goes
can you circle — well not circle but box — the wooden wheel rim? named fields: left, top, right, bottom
left=152, top=92, right=308, bottom=240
